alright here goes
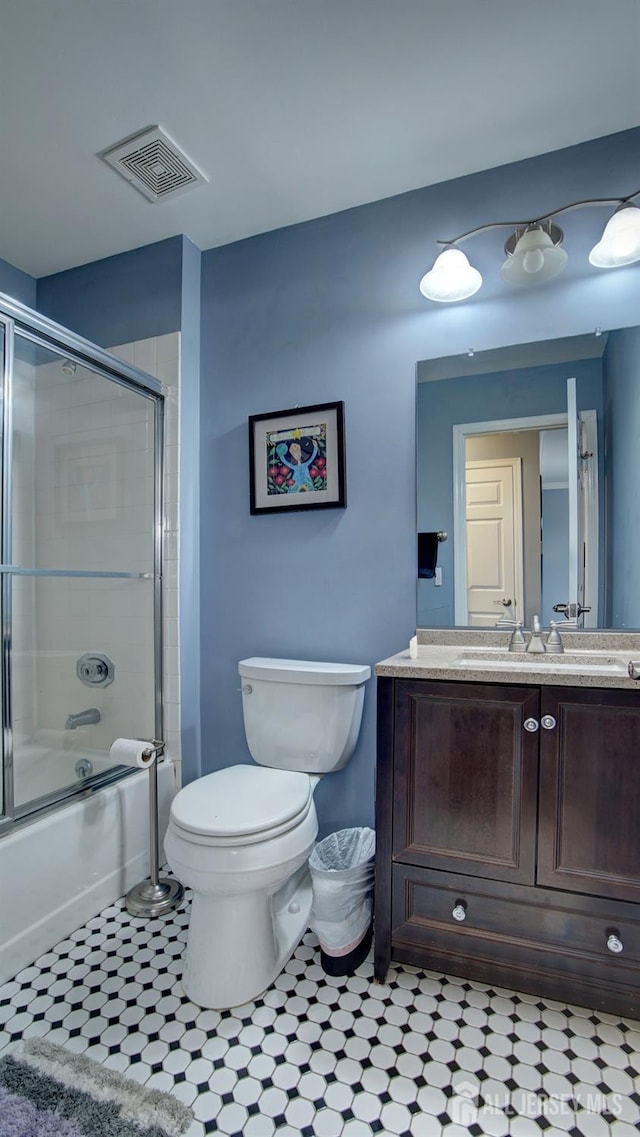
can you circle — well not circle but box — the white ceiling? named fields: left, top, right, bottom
left=1, top=0, right=639, bottom=279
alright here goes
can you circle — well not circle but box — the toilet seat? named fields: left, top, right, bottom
left=170, top=764, right=313, bottom=847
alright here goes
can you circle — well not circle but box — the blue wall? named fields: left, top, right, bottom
left=179, top=239, right=202, bottom=784
left=199, top=125, right=640, bottom=835
left=0, top=257, right=36, bottom=308
left=416, top=358, right=604, bottom=626
left=603, top=326, right=640, bottom=627
left=36, top=236, right=185, bottom=347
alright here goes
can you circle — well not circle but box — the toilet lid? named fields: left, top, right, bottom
left=170, top=764, right=313, bottom=839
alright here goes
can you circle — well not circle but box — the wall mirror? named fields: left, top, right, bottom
left=416, top=324, right=640, bottom=631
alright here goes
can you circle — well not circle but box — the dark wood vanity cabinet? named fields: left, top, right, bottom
left=375, top=677, right=640, bottom=1018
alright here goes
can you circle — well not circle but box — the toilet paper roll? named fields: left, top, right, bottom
left=109, top=737, right=155, bottom=769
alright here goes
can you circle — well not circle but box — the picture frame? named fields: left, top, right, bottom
left=248, top=401, right=346, bottom=514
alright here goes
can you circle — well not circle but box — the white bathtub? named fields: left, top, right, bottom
left=13, top=738, right=125, bottom=807
left=0, top=757, right=176, bottom=984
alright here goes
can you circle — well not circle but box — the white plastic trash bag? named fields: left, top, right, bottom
left=309, top=827, right=375, bottom=957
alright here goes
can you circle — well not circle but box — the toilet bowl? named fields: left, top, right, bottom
left=164, top=657, right=370, bottom=1009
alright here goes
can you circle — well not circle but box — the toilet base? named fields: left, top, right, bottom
left=182, top=864, right=313, bottom=1009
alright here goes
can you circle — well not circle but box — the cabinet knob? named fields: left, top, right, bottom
left=452, top=902, right=467, bottom=922
left=607, top=932, right=624, bottom=954
left=541, top=715, right=557, bottom=730
left=523, top=717, right=539, bottom=733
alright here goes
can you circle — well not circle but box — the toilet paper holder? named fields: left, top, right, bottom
left=142, top=739, right=165, bottom=762
left=124, top=739, right=185, bottom=919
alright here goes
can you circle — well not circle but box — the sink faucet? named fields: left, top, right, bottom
left=508, top=622, right=526, bottom=651
left=65, top=707, right=101, bottom=730
left=545, top=620, right=564, bottom=654
left=526, top=615, right=546, bottom=654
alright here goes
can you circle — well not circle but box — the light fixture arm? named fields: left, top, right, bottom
left=422, top=186, right=640, bottom=303
left=436, top=187, right=640, bottom=248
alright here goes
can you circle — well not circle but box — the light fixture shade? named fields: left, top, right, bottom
left=419, top=247, right=482, bottom=303
left=501, top=226, right=568, bottom=287
left=589, top=202, right=640, bottom=268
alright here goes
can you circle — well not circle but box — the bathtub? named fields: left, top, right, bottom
left=0, top=755, right=176, bottom=984
left=12, top=738, right=128, bottom=807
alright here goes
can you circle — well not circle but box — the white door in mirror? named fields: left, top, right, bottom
left=465, top=458, right=523, bottom=626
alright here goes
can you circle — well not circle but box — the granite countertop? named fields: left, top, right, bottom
left=375, top=629, right=640, bottom=690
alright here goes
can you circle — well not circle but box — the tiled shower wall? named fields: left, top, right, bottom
left=110, top=332, right=181, bottom=774
left=9, top=332, right=181, bottom=791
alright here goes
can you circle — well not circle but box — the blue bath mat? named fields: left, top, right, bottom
left=0, top=1038, right=193, bottom=1137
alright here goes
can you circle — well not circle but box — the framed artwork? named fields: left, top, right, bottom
left=248, top=401, right=346, bottom=514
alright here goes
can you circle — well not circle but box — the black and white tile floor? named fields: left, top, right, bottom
left=1, top=887, right=639, bottom=1137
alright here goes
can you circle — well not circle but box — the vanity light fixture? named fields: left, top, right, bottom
left=588, top=201, right=640, bottom=267
left=420, top=188, right=640, bottom=303
left=418, top=246, right=482, bottom=303
left=500, top=223, right=568, bottom=287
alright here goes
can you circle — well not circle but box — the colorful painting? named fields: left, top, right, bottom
left=248, top=401, right=346, bottom=514
left=266, top=420, right=328, bottom=495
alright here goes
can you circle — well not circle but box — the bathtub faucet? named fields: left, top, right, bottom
left=65, top=707, right=101, bottom=730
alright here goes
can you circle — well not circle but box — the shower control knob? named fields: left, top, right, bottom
left=76, top=653, right=114, bottom=688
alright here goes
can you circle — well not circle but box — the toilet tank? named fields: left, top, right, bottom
left=238, top=658, right=371, bottom=774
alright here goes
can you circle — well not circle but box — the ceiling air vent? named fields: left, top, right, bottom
left=99, top=126, right=207, bottom=203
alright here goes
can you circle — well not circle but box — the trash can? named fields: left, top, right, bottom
left=309, top=827, right=375, bottom=976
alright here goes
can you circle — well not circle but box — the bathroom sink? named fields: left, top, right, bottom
left=449, top=651, right=628, bottom=676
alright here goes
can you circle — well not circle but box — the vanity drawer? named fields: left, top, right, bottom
left=391, top=864, right=640, bottom=1015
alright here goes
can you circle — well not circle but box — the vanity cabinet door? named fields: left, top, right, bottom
left=392, top=680, right=539, bottom=884
left=537, top=687, right=640, bottom=903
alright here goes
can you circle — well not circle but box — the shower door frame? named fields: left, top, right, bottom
left=0, top=292, right=165, bottom=833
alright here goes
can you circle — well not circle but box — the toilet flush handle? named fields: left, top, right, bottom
left=240, top=683, right=253, bottom=694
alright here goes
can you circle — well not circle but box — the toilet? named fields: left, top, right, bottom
left=164, top=656, right=370, bottom=1009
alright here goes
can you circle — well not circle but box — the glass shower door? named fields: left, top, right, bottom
left=7, top=332, right=160, bottom=814
left=0, top=319, right=6, bottom=822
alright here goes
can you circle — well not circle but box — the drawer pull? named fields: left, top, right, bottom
left=452, top=902, right=467, bottom=922
left=607, top=932, right=624, bottom=954
left=524, top=717, right=539, bottom=733
left=541, top=715, right=557, bottom=730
